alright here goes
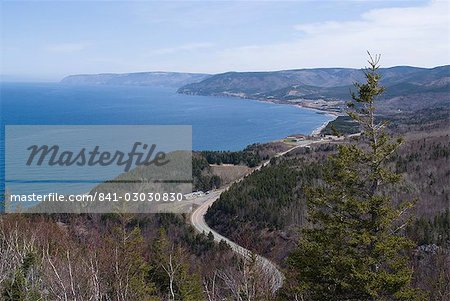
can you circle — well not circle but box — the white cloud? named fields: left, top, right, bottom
left=213, top=0, right=450, bottom=71
left=45, top=42, right=88, bottom=53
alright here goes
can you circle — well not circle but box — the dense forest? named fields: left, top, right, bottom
left=205, top=126, right=449, bottom=299
left=200, top=143, right=288, bottom=167
left=0, top=211, right=282, bottom=300
left=206, top=60, right=450, bottom=300
left=193, top=142, right=290, bottom=192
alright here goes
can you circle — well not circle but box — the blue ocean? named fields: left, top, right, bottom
left=1, top=83, right=332, bottom=196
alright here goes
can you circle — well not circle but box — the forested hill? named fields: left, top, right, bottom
left=178, top=65, right=450, bottom=111
left=61, top=71, right=211, bottom=88
left=205, top=122, right=450, bottom=299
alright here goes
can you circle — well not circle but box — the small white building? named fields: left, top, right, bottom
left=286, top=135, right=306, bottom=142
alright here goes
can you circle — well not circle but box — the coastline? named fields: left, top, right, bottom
left=310, top=113, right=338, bottom=136
left=245, top=96, right=342, bottom=137
left=196, top=91, right=344, bottom=137
left=290, top=104, right=340, bottom=136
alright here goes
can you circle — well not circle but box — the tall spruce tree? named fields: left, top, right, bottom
left=106, top=214, right=159, bottom=301
left=286, top=54, right=424, bottom=301
left=151, top=228, right=204, bottom=301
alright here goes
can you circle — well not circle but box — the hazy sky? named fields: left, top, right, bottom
left=1, top=0, right=449, bottom=81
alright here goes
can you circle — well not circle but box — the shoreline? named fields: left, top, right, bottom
left=310, top=114, right=338, bottom=136
left=246, top=96, right=342, bottom=137
left=291, top=104, right=340, bottom=136
left=5, top=98, right=340, bottom=202
left=181, top=90, right=345, bottom=141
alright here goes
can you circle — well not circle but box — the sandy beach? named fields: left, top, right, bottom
left=254, top=97, right=341, bottom=137
left=310, top=112, right=338, bottom=136
left=311, top=118, right=332, bottom=136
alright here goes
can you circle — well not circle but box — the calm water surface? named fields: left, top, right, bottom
left=1, top=83, right=332, bottom=195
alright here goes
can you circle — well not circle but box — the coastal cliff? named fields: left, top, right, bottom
left=61, top=72, right=211, bottom=88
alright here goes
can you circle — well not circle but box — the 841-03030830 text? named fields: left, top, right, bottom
left=9, top=192, right=185, bottom=203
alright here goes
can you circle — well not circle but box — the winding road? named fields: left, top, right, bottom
left=189, top=140, right=316, bottom=293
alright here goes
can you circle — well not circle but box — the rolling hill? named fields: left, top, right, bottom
left=61, top=71, right=211, bottom=88
left=178, top=65, right=450, bottom=112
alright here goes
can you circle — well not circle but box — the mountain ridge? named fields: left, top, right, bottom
left=177, top=65, right=449, bottom=95
left=60, top=65, right=449, bottom=113
left=177, top=65, right=450, bottom=112
left=61, top=71, right=211, bottom=88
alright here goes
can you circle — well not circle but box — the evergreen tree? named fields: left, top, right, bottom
left=286, top=54, right=424, bottom=301
left=2, top=252, right=42, bottom=301
left=151, top=228, right=204, bottom=301
left=106, top=214, right=158, bottom=301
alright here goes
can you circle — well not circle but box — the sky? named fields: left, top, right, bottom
left=1, top=0, right=449, bottom=81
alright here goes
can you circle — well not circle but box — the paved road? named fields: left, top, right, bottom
left=190, top=188, right=284, bottom=293
left=189, top=141, right=315, bottom=293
